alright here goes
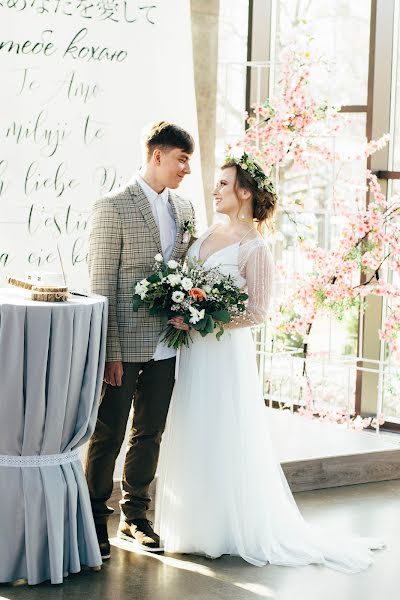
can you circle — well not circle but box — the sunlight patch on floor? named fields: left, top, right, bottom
left=233, top=581, right=275, bottom=598
left=110, top=537, right=275, bottom=597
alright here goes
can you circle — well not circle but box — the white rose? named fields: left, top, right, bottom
left=167, top=260, right=178, bottom=269
left=203, top=285, right=212, bottom=294
left=172, top=291, right=185, bottom=303
left=134, top=283, right=142, bottom=294
left=181, top=277, right=194, bottom=291
left=188, top=306, right=205, bottom=324
left=155, top=253, right=164, bottom=262
left=134, top=283, right=148, bottom=299
left=167, top=274, right=182, bottom=287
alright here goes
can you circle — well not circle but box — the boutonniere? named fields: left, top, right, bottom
left=182, top=218, right=196, bottom=244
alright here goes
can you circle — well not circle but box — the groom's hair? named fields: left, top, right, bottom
left=144, top=121, right=194, bottom=160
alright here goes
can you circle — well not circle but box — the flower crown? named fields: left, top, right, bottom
left=225, top=152, right=276, bottom=196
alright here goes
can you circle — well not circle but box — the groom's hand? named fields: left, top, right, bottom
left=104, top=361, right=124, bottom=386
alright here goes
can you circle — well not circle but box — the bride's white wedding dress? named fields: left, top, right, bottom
left=155, top=226, right=383, bottom=573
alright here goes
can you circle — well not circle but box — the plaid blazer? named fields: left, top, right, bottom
left=88, top=178, right=195, bottom=362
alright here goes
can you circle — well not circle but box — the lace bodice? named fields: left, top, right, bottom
left=188, top=226, right=274, bottom=328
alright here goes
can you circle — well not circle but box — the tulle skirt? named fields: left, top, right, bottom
left=155, top=328, right=384, bottom=572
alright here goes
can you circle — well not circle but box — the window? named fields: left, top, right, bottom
left=245, top=0, right=400, bottom=425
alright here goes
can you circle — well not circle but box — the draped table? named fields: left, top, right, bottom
left=0, top=288, right=108, bottom=585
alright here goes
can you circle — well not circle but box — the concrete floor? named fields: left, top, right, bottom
left=1, top=479, right=399, bottom=600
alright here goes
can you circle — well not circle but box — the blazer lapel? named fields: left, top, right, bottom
left=129, top=180, right=162, bottom=253
left=168, top=192, right=184, bottom=260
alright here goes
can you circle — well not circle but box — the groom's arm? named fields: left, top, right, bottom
left=88, top=197, right=123, bottom=363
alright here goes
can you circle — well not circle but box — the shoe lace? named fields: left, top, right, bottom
left=135, top=518, right=153, bottom=527
left=135, top=519, right=156, bottom=537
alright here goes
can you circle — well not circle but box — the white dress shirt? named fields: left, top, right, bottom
left=136, top=173, right=177, bottom=361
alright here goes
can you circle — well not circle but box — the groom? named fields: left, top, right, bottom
left=86, top=121, right=195, bottom=559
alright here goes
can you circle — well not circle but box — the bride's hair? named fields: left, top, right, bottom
left=143, top=121, right=195, bottom=161
left=222, top=159, right=278, bottom=229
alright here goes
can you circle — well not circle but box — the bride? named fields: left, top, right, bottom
left=154, top=154, right=383, bottom=573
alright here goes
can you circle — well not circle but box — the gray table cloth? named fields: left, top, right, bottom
left=0, top=288, right=108, bottom=585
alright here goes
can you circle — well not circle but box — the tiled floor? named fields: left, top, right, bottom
left=2, top=479, right=399, bottom=600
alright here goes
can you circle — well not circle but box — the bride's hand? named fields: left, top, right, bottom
left=169, top=316, right=190, bottom=331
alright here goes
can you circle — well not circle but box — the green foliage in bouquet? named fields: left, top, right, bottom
left=132, top=255, right=248, bottom=349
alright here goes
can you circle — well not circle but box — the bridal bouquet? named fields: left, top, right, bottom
left=132, top=254, right=248, bottom=348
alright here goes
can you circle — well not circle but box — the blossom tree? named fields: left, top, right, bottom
left=228, top=36, right=400, bottom=428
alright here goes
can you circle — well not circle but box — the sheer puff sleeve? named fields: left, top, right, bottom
left=226, top=239, right=274, bottom=329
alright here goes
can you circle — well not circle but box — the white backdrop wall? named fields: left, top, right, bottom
left=0, top=0, right=205, bottom=288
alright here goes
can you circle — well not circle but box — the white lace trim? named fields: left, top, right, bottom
left=0, top=448, right=81, bottom=467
